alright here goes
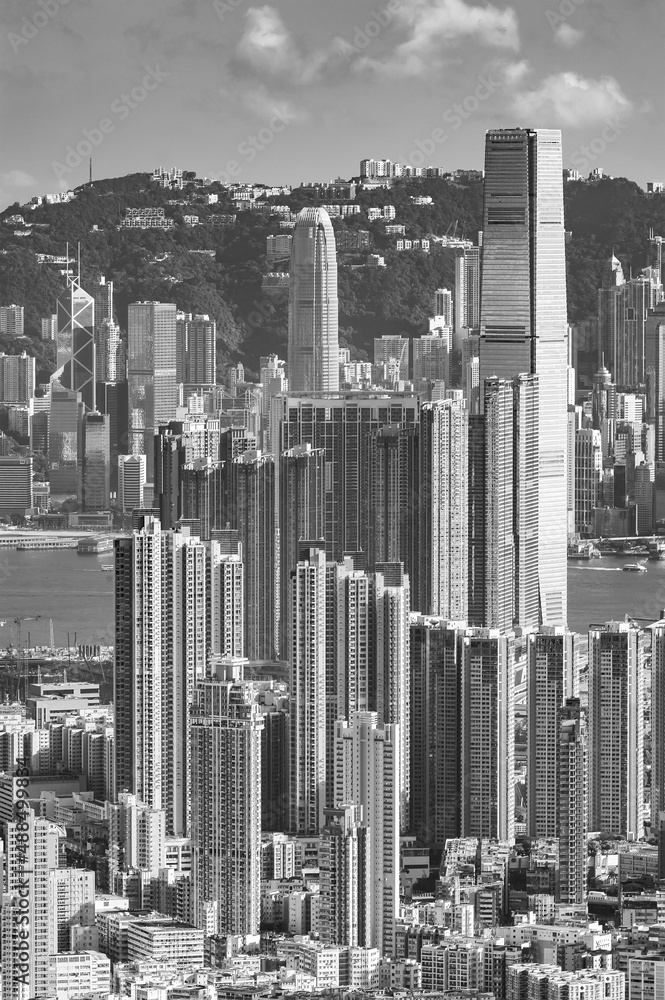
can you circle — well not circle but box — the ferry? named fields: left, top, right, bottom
left=623, top=563, right=647, bottom=573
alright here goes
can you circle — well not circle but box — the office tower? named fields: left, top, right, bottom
left=191, top=658, right=263, bottom=936
left=335, top=712, right=401, bottom=956
left=374, top=335, right=409, bottom=382
left=412, top=332, right=450, bottom=390
left=419, top=395, right=468, bottom=619
left=97, top=379, right=129, bottom=492
left=646, top=303, right=665, bottom=461
left=480, top=128, right=568, bottom=626
left=0, top=304, right=24, bottom=337
left=289, top=544, right=327, bottom=834
left=319, top=804, right=368, bottom=946
left=558, top=697, right=587, bottom=905
left=1, top=811, right=60, bottom=1000
left=95, top=318, right=121, bottom=383
left=0, top=456, right=33, bottom=517
left=588, top=621, right=645, bottom=838
left=434, top=288, right=453, bottom=326
left=118, top=454, right=147, bottom=512
left=154, top=422, right=187, bottom=530
left=49, top=383, right=84, bottom=495
left=0, top=352, right=35, bottom=403
left=650, top=624, right=665, bottom=826
left=92, top=274, right=114, bottom=326
left=279, top=443, right=325, bottom=657
left=276, top=392, right=419, bottom=562
left=410, top=617, right=462, bottom=846
left=598, top=254, right=625, bottom=375
left=210, top=532, right=244, bottom=658
left=176, top=312, right=217, bottom=385
left=368, top=425, right=419, bottom=580
left=182, top=458, right=227, bottom=540
left=80, top=411, right=110, bottom=511
left=114, top=522, right=208, bottom=836
left=460, top=629, right=515, bottom=841
left=288, top=207, right=339, bottom=392
left=526, top=628, right=579, bottom=838
left=454, top=246, right=480, bottom=341
left=128, top=302, right=178, bottom=479
left=574, top=428, right=602, bottom=536
left=57, top=277, right=96, bottom=411
left=230, top=450, right=275, bottom=661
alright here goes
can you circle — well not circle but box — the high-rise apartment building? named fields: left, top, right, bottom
left=56, top=277, right=96, bottom=411
left=319, top=804, right=367, bottom=947
left=191, top=658, right=263, bottom=936
left=128, top=302, right=178, bottom=479
left=288, top=207, right=339, bottom=393
left=454, top=246, right=480, bottom=340
left=176, top=312, right=217, bottom=385
left=230, top=450, right=275, bottom=662
left=558, top=697, right=588, bottom=905
left=526, top=628, right=580, bottom=838
left=588, top=621, right=645, bottom=838
left=419, top=394, right=468, bottom=619
left=334, top=712, right=401, bottom=956
left=412, top=332, right=450, bottom=390
left=80, top=410, right=110, bottom=511
left=460, top=628, right=515, bottom=842
left=289, top=544, right=327, bottom=835
left=649, top=622, right=665, bottom=826
left=114, top=522, right=208, bottom=836
left=480, top=128, right=568, bottom=626
left=0, top=352, right=35, bottom=404
left=0, top=304, right=24, bottom=338
left=181, top=458, right=227, bottom=540
left=374, top=336, right=409, bottom=383
left=209, top=531, right=244, bottom=659
left=368, top=424, right=419, bottom=579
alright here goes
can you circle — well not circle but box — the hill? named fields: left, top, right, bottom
left=0, top=172, right=664, bottom=380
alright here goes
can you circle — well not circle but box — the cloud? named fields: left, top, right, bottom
left=1, top=170, right=36, bottom=188
left=357, top=0, right=520, bottom=77
left=236, top=5, right=343, bottom=84
left=509, top=71, right=634, bottom=128
left=553, top=23, right=584, bottom=47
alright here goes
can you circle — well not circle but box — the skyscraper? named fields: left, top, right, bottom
left=288, top=207, right=339, bottom=393
left=652, top=622, right=665, bottom=827
left=128, top=302, right=178, bottom=480
left=319, top=804, right=368, bottom=947
left=480, top=128, right=568, bottom=626
left=558, top=697, right=588, bottom=905
left=176, top=312, right=217, bottom=385
left=588, top=621, right=645, bottom=838
left=114, top=522, right=208, bottom=836
left=80, top=411, right=110, bottom=511
left=289, top=544, right=327, bottom=835
left=368, top=424, right=419, bottom=581
left=190, top=658, right=263, bottom=936
left=56, top=277, right=96, bottom=411
left=419, top=394, right=468, bottom=619
left=0, top=352, right=35, bottom=404
left=49, top=383, right=84, bottom=495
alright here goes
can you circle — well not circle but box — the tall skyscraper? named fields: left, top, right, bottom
left=480, top=128, right=568, bottom=626
left=0, top=352, right=35, bottom=404
left=288, top=207, right=339, bottom=393
left=118, top=454, right=147, bottom=512
left=209, top=532, right=244, bottom=659
left=80, top=411, right=110, bottom=511
left=49, top=382, right=84, bottom=495
left=334, top=712, right=401, bottom=956
left=574, top=427, right=603, bottom=536
left=279, top=443, right=325, bottom=657
left=652, top=623, right=665, bottom=828
left=419, top=394, right=468, bottom=619
left=460, top=628, right=515, bottom=842
left=412, top=332, right=450, bottom=390
left=454, top=245, right=480, bottom=340
left=368, top=424, right=419, bottom=581
left=128, top=302, right=178, bottom=480
left=191, top=658, right=263, bottom=936
left=374, top=335, right=409, bottom=383
left=114, top=522, right=208, bottom=836
left=526, top=628, right=580, bottom=838
left=56, top=276, right=96, bottom=411
left=319, top=804, right=368, bottom=947
left=176, top=312, right=217, bottom=385
left=558, top=697, right=588, bottom=905
left=0, top=304, right=25, bottom=337
left=230, top=450, right=275, bottom=662
left=289, top=544, right=327, bottom=835
left=588, top=621, right=645, bottom=838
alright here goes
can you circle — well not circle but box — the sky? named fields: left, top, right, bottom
left=0, top=0, right=662, bottom=208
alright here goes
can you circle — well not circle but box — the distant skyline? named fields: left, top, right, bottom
left=0, top=0, right=662, bottom=209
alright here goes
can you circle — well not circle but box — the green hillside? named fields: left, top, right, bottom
left=0, top=171, right=663, bottom=381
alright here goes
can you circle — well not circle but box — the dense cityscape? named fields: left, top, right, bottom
left=0, top=125, right=664, bottom=1000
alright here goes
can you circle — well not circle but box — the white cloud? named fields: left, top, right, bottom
left=509, top=71, right=634, bottom=127
left=1, top=170, right=36, bottom=188
left=357, top=0, right=520, bottom=77
left=237, top=5, right=344, bottom=84
left=554, top=23, right=584, bottom=48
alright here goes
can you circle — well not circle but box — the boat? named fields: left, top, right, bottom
left=100, top=564, right=113, bottom=572
left=623, top=563, right=647, bottom=573
left=567, top=541, right=601, bottom=560
left=648, top=539, right=665, bottom=560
